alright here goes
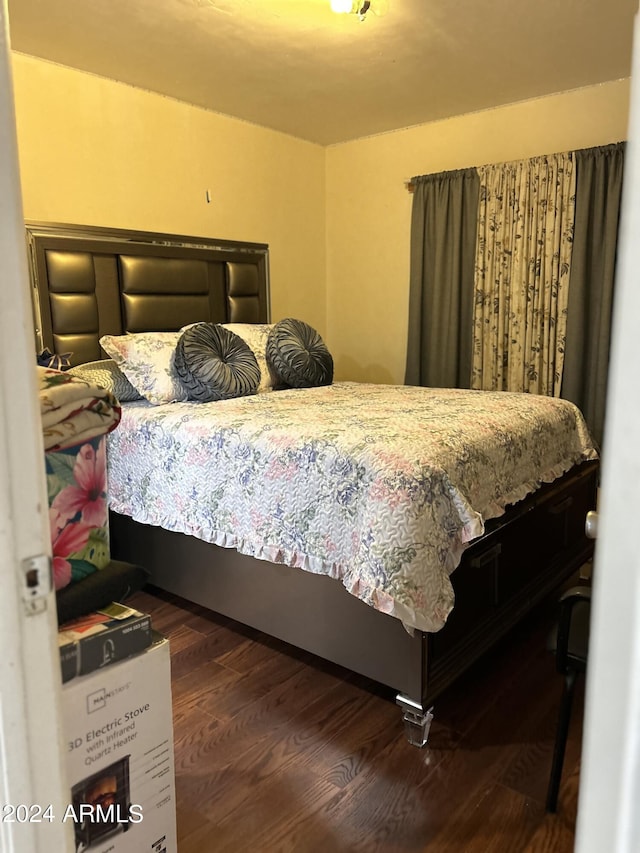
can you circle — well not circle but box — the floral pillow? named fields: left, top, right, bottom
left=222, top=323, right=278, bottom=392
left=100, top=332, right=188, bottom=404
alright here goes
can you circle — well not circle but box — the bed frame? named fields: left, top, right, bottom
left=29, top=221, right=598, bottom=746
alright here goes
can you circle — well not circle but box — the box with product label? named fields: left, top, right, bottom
left=58, top=603, right=153, bottom=684
left=61, top=634, right=177, bottom=853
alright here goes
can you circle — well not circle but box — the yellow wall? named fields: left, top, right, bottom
left=326, top=80, right=631, bottom=383
left=11, top=53, right=327, bottom=332
left=10, top=54, right=631, bottom=381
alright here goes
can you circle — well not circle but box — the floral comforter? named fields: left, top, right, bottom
left=107, top=383, right=597, bottom=632
left=39, top=366, right=121, bottom=451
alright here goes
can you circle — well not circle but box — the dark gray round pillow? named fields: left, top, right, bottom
left=175, top=323, right=260, bottom=402
left=267, top=318, right=333, bottom=389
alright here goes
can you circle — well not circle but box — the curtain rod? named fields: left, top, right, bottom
left=405, top=142, right=626, bottom=194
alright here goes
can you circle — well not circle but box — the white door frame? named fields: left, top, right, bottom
left=575, top=3, right=640, bottom=851
left=0, top=2, right=73, bottom=850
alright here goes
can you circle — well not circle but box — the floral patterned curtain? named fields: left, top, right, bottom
left=471, top=153, right=576, bottom=395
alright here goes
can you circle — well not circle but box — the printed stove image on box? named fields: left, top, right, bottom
left=62, top=636, right=177, bottom=853
left=70, top=756, right=132, bottom=851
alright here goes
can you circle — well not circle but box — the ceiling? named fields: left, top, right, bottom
left=7, top=0, right=638, bottom=146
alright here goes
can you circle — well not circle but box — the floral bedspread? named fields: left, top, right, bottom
left=107, top=383, right=597, bottom=632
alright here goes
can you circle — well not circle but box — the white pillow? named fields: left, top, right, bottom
left=100, top=332, right=188, bottom=404
left=222, top=323, right=277, bottom=393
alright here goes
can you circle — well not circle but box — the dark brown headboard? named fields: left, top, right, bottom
left=27, top=222, right=270, bottom=366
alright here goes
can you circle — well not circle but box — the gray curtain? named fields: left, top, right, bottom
left=405, top=168, right=479, bottom=388
left=562, top=143, right=625, bottom=448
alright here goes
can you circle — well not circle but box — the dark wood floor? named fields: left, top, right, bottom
left=127, top=584, right=585, bottom=853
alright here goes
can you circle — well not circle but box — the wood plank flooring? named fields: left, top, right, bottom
left=127, top=585, right=585, bottom=852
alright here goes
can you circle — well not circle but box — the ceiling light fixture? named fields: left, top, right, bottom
left=330, top=0, right=371, bottom=21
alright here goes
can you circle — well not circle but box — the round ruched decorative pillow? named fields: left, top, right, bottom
left=266, top=318, right=334, bottom=389
left=175, top=323, right=261, bottom=402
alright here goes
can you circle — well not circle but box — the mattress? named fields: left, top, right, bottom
left=106, top=382, right=597, bottom=632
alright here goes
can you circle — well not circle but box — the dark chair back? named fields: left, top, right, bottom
left=546, top=585, right=591, bottom=812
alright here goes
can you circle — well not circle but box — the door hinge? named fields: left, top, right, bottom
left=21, top=554, right=52, bottom=615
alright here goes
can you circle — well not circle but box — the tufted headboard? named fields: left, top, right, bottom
left=27, top=222, right=270, bottom=366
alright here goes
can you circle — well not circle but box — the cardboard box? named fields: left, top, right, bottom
left=62, top=636, right=177, bottom=853
left=58, top=604, right=153, bottom=683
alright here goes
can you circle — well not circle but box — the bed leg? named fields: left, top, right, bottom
left=396, top=694, right=434, bottom=747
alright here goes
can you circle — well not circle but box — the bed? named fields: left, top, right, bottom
left=28, top=221, right=599, bottom=745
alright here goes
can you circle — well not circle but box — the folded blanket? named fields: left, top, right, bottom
left=39, top=367, right=122, bottom=451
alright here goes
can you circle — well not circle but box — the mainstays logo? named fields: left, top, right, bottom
left=86, top=681, right=133, bottom=714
